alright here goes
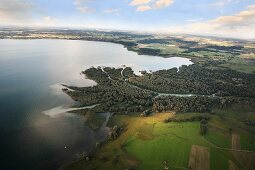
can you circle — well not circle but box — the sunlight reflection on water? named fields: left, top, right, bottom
left=0, top=39, right=192, bottom=169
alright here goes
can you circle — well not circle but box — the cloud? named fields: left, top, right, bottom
left=130, top=0, right=151, bottom=6
left=0, top=0, right=35, bottom=24
left=104, top=8, right=120, bottom=14
left=74, top=0, right=94, bottom=5
left=210, top=5, right=255, bottom=28
left=74, top=0, right=95, bottom=13
left=185, top=18, right=204, bottom=23
left=162, top=4, right=255, bottom=39
left=136, top=5, right=152, bottom=11
left=154, top=0, right=173, bottom=9
left=210, top=0, right=242, bottom=7
left=129, top=0, right=174, bottom=12
left=0, top=0, right=59, bottom=27
left=34, top=16, right=58, bottom=27
left=76, top=6, right=94, bottom=13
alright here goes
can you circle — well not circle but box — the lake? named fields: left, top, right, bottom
left=0, top=39, right=192, bottom=169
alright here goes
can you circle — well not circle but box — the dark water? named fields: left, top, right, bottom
left=0, top=39, right=192, bottom=169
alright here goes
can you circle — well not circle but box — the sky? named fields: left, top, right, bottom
left=0, top=0, right=255, bottom=39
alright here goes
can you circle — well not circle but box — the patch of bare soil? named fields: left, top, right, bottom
left=229, top=160, right=239, bottom=170
left=230, top=151, right=255, bottom=170
left=232, top=134, right=241, bottom=150
left=188, top=145, right=210, bottom=170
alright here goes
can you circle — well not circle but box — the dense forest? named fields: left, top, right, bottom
left=65, top=65, right=255, bottom=115
left=128, top=65, right=255, bottom=98
left=65, top=67, right=155, bottom=114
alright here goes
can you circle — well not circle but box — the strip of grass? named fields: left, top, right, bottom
left=240, top=134, right=255, bottom=151
left=124, top=122, right=212, bottom=170
left=205, top=125, right=231, bottom=148
left=210, top=148, right=229, bottom=170
left=220, top=62, right=255, bottom=73
left=126, top=136, right=190, bottom=170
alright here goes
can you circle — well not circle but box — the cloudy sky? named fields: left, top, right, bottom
left=0, top=0, right=255, bottom=39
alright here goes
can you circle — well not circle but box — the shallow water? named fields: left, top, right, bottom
left=43, top=104, right=99, bottom=118
left=0, top=39, right=192, bottom=169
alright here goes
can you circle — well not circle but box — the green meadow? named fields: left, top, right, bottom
left=65, top=107, right=255, bottom=170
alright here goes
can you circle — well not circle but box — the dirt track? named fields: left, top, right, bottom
left=232, top=134, right=241, bottom=150
left=231, top=151, right=255, bottom=170
left=188, top=145, right=210, bottom=170
left=229, top=160, right=239, bottom=170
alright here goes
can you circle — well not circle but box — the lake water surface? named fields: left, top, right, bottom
left=0, top=39, right=192, bottom=169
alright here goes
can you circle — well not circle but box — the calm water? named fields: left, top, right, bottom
left=0, top=39, right=192, bottom=169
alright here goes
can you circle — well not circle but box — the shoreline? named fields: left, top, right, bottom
left=0, top=37, right=198, bottom=64
left=42, top=104, right=99, bottom=118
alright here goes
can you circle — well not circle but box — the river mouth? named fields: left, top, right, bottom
left=0, top=39, right=192, bottom=169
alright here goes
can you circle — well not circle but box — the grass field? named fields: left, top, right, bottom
left=123, top=119, right=238, bottom=170
left=212, top=105, right=255, bottom=152
left=65, top=107, right=255, bottom=170
left=220, top=62, right=255, bottom=73
left=229, top=160, right=239, bottom=170
left=231, top=151, right=255, bottom=170
left=210, top=148, right=230, bottom=170
left=124, top=122, right=201, bottom=170
left=240, top=135, right=255, bottom=151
